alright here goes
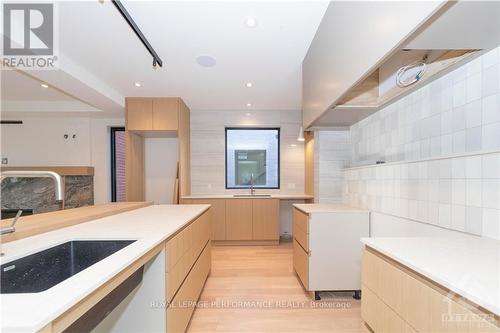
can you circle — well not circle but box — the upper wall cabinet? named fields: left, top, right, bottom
left=302, top=1, right=500, bottom=128
left=126, top=97, right=183, bottom=135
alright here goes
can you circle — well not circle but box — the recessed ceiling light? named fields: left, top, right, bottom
left=246, top=17, right=257, bottom=28
left=40, top=83, right=49, bottom=88
left=134, top=82, right=142, bottom=87
left=246, top=103, right=252, bottom=107
left=196, top=55, right=217, bottom=67
left=246, top=82, right=253, bottom=88
left=246, top=112, right=252, bottom=116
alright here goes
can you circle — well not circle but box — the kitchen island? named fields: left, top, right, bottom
left=1, top=204, right=211, bottom=333
left=361, top=236, right=500, bottom=332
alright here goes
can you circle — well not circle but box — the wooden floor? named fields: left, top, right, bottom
left=187, top=242, right=362, bottom=333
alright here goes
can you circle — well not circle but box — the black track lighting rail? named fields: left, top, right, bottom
left=112, top=0, right=163, bottom=67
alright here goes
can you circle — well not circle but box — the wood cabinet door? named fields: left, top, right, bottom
left=126, top=98, right=153, bottom=131
left=208, top=199, right=226, bottom=240
left=252, top=199, right=279, bottom=240
left=182, top=199, right=226, bottom=240
left=226, top=199, right=252, bottom=240
left=152, top=98, right=178, bottom=131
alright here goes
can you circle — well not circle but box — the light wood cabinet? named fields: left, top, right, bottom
left=182, top=199, right=226, bottom=240
left=125, top=132, right=145, bottom=201
left=126, top=97, right=180, bottom=133
left=165, top=209, right=211, bottom=333
left=182, top=198, right=280, bottom=243
left=226, top=199, right=253, bottom=240
left=167, top=242, right=211, bottom=333
left=125, top=96, right=191, bottom=201
left=152, top=98, right=178, bottom=131
left=293, top=239, right=309, bottom=289
left=252, top=199, right=279, bottom=240
left=126, top=98, right=153, bottom=131
left=362, top=247, right=500, bottom=333
left=292, top=208, right=309, bottom=251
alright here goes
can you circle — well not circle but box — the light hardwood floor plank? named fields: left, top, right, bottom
left=187, top=242, right=362, bottom=333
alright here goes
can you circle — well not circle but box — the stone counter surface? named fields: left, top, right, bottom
left=182, top=194, right=313, bottom=200
left=293, top=203, right=368, bottom=214
left=0, top=204, right=210, bottom=332
left=362, top=236, right=500, bottom=316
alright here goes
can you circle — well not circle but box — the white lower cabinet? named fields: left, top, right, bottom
left=292, top=206, right=370, bottom=298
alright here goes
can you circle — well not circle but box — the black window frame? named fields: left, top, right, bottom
left=225, top=127, right=280, bottom=190
left=110, top=127, right=125, bottom=202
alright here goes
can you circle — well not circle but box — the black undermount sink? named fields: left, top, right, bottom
left=1, top=240, right=136, bottom=294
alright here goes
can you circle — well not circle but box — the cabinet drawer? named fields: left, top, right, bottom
left=363, top=248, right=500, bottom=333
left=293, top=219, right=309, bottom=251
left=165, top=211, right=211, bottom=302
left=293, top=208, right=309, bottom=251
left=167, top=242, right=211, bottom=333
left=362, top=284, right=406, bottom=333
left=428, top=285, right=500, bottom=332
left=293, top=239, right=309, bottom=290
left=293, top=208, right=309, bottom=233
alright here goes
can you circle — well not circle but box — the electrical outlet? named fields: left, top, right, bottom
left=1, top=158, right=8, bottom=165
left=287, top=183, right=296, bottom=189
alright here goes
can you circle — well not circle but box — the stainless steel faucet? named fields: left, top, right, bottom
left=0, top=170, right=65, bottom=235
left=250, top=173, right=255, bottom=195
left=1, top=210, right=23, bottom=235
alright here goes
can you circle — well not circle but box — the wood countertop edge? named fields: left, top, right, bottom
left=1, top=202, right=153, bottom=243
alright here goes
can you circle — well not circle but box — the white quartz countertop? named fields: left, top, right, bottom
left=0, top=204, right=210, bottom=333
left=362, top=236, right=500, bottom=316
left=293, top=203, right=369, bottom=214
left=182, top=194, right=313, bottom=200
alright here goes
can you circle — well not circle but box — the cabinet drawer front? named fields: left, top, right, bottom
left=293, top=207, right=309, bottom=251
left=293, top=208, right=309, bottom=233
left=362, top=284, right=406, bottom=333
left=166, top=211, right=211, bottom=302
left=167, top=242, right=211, bottom=333
left=293, top=219, right=309, bottom=251
left=293, top=239, right=309, bottom=290
left=363, top=248, right=500, bottom=333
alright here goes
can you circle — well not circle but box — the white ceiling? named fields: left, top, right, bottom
left=2, top=71, right=74, bottom=101
left=2, top=1, right=328, bottom=114
left=1, top=70, right=101, bottom=113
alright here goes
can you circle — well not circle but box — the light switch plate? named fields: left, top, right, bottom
left=287, top=183, right=296, bottom=189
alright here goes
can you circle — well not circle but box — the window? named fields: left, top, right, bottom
left=111, top=127, right=126, bottom=202
left=225, top=128, right=280, bottom=189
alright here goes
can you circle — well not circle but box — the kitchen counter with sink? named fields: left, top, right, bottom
left=182, top=194, right=314, bottom=200
left=0, top=204, right=210, bottom=333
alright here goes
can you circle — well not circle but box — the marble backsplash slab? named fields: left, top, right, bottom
left=1, top=176, right=94, bottom=214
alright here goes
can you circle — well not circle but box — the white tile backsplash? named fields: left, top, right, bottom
left=343, top=47, right=500, bottom=240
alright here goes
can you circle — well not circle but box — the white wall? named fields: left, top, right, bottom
left=344, top=47, right=500, bottom=240
left=190, top=109, right=305, bottom=195
left=145, top=138, right=178, bottom=205
left=0, top=115, right=124, bottom=204
left=190, top=109, right=306, bottom=237
left=314, top=130, right=351, bottom=203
